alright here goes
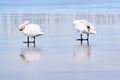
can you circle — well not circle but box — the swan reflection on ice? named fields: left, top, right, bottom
left=73, top=44, right=90, bottom=61
left=20, top=47, right=42, bottom=63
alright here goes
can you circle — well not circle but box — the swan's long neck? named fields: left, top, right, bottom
left=87, top=25, right=97, bottom=34
left=19, top=22, right=28, bottom=31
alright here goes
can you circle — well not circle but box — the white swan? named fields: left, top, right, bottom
left=73, top=20, right=96, bottom=41
left=19, top=21, right=43, bottom=43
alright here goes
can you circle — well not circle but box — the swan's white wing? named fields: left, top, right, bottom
left=25, top=24, right=41, bottom=32
left=74, top=22, right=87, bottom=33
left=22, top=24, right=43, bottom=37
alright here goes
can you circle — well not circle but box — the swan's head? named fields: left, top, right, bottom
left=87, top=22, right=97, bottom=34
left=87, top=25, right=97, bottom=34
left=87, top=26, right=90, bottom=32
left=19, top=21, right=29, bottom=31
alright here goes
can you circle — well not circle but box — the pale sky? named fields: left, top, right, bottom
left=0, top=0, right=120, bottom=7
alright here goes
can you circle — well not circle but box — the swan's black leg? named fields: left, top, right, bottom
left=81, top=34, right=83, bottom=40
left=33, top=36, right=35, bottom=43
left=33, top=37, right=36, bottom=47
left=27, top=37, right=29, bottom=43
left=87, top=33, right=89, bottom=41
left=76, top=33, right=90, bottom=45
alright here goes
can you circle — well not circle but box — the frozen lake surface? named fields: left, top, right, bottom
left=0, top=12, right=120, bottom=80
